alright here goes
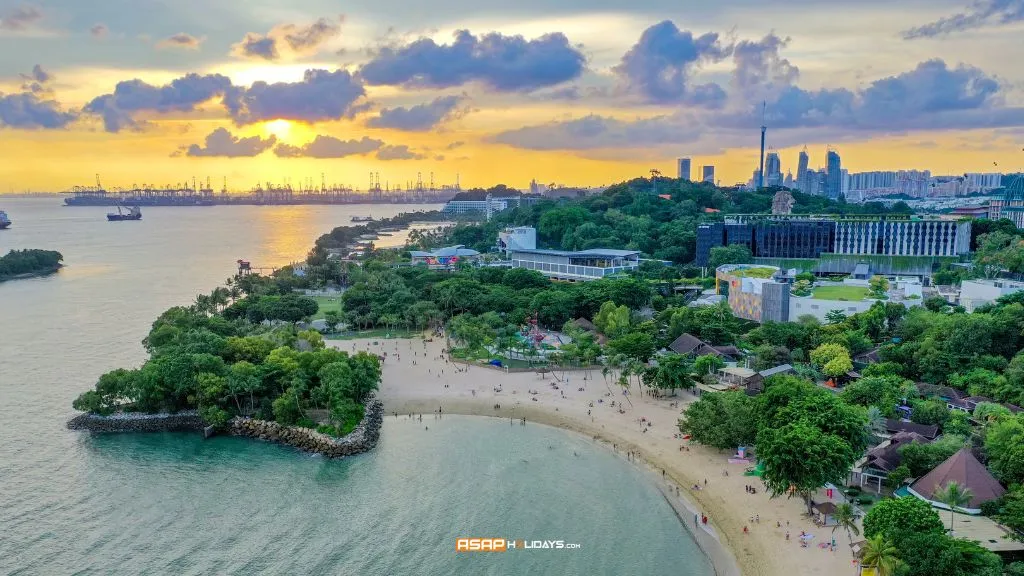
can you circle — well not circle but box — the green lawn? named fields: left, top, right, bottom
left=810, top=285, right=870, bottom=301
left=310, top=295, right=343, bottom=320
left=324, top=328, right=419, bottom=340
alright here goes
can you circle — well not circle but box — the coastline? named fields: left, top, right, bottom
left=0, top=264, right=62, bottom=283
left=384, top=398, right=740, bottom=576
left=341, top=335, right=855, bottom=576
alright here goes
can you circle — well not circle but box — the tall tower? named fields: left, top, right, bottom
left=677, top=158, right=691, bottom=181
left=765, top=151, right=782, bottom=187
left=796, top=148, right=809, bottom=192
left=825, top=148, right=842, bottom=199
left=758, top=101, right=766, bottom=190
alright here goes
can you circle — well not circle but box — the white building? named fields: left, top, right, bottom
left=964, top=173, right=1003, bottom=194
left=508, top=248, right=640, bottom=282
left=960, top=279, right=1024, bottom=312
left=497, top=226, right=537, bottom=254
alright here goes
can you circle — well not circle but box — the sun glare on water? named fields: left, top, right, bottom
left=264, top=119, right=292, bottom=140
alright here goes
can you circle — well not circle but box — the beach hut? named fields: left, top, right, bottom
left=908, top=448, right=1005, bottom=514
left=812, top=502, right=838, bottom=526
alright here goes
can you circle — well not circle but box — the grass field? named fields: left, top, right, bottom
left=324, top=328, right=419, bottom=341
left=310, top=295, right=343, bottom=320
left=811, top=285, right=870, bottom=301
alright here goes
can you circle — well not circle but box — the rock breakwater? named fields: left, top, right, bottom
left=228, top=398, right=384, bottom=458
left=66, top=410, right=205, bottom=433
left=66, top=398, right=384, bottom=458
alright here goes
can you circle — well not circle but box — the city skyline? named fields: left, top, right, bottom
left=1, top=1, right=1023, bottom=191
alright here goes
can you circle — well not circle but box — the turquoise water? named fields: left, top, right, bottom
left=0, top=198, right=713, bottom=575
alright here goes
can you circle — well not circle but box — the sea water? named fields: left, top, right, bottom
left=0, top=198, right=713, bottom=575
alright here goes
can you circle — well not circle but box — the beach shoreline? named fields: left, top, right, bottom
left=335, top=335, right=855, bottom=576
left=386, top=401, right=741, bottom=576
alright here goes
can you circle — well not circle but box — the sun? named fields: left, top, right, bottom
left=264, top=119, right=292, bottom=140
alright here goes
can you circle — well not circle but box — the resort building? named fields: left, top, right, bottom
left=667, top=333, right=740, bottom=361
left=959, top=278, right=1024, bottom=312
left=497, top=226, right=538, bottom=255
left=409, top=245, right=481, bottom=269
left=715, top=265, right=791, bottom=323
left=907, top=448, right=1005, bottom=515
left=849, top=431, right=932, bottom=493
left=442, top=194, right=542, bottom=220
left=507, top=248, right=640, bottom=282
left=696, top=215, right=972, bottom=268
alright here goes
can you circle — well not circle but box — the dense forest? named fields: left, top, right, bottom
left=0, top=249, right=62, bottom=280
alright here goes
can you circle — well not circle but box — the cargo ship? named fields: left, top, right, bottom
left=0, top=210, right=10, bottom=229
left=351, top=215, right=375, bottom=222
left=107, top=206, right=142, bottom=221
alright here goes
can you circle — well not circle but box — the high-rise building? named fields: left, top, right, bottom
left=702, top=165, right=715, bottom=184
left=784, top=171, right=794, bottom=189
left=841, top=169, right=850, bottom=197
left=677, top=158, right=691, bottom=181
left=765, top=152, right=782, bottom=187
left=825, top=150, right=842, bottom=199
left=796, top=149, right=809, bottom=192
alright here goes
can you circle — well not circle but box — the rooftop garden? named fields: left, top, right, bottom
left=731, top=267, right=777, bottom=279
left=810, top=285, right=870, bottom=301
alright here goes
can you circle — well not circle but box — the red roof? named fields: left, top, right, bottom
left=704, top=208, right=721, bottom=213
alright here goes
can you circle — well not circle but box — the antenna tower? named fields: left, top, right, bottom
left=758, top=101, right=767, bottom=190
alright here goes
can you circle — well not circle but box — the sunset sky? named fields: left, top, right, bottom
left=0, top=0, right=1022, bottom=192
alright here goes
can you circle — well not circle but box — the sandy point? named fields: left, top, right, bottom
left=332, top=335, right=857, bottom=576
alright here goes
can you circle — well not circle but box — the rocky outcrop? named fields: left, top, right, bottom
left=66, top=410, right=205, bottom=433
left=228, top=398, right=384, bottom=458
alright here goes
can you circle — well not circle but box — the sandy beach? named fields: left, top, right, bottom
left=332, top=336, right=858, bottom=576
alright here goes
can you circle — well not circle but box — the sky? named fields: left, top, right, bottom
left=0, top=0, right=1023, bottom=192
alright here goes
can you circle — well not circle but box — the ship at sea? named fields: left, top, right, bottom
left=351, top=215, right=374, bottom=223
left=0, top=210, right=10, bottom=229
left=107, top=206, right=142, bottom=221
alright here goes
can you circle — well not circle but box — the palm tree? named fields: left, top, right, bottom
left=861, top=534, right=902, bottom=576
left=831, top=502, right=860, bottom=549
left=935, top=480, right=973, bottom=534
left=865, top=406, right=887, bottom=437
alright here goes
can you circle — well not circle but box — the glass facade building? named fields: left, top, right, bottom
left=696, top=216, right=971, bottom=265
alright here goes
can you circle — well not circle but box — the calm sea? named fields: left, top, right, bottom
left=0, top=197, right=713, bottom=575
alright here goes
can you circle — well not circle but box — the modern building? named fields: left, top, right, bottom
left=702, top=165, right=715, bottom=184
left=964, top=173, right=1003, bottom=194
left=677, top=158, right=691, bottom=181
left=825, top=150, right=842, bottom=199
left=409, top=245, right=481, bottom=269
left=508, top=248, right=640, bottom=282
left=951, top=204, right=989, bottom=219
left=696, top=215, right=972, bottom=266
left=497, top=226, right=538, bottom=255
left=765, top=152, right=782, bottom=187
left=715, top=264, right=791, bottom=323
left=796, top=149, right=809, bottom=193
left=959, top=278, right=1024, bottom=312
left=442, top=194, right=542, bottom=220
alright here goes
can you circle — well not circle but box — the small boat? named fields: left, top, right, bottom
left=107, top=206, right=142, bottom=221
left=0, top=210, right=10, bottom=229
left=351, top=215, right=374, bottom=223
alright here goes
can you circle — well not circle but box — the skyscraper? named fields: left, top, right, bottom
left=825, top=150, right=842, bottom=199
left=796, top=149, right=809, bottom=192
left=702, top=165, right=715, bottom=184
left=765, top=152, right=782, bottom=187
left=677, top=158, right=691, bottom=181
